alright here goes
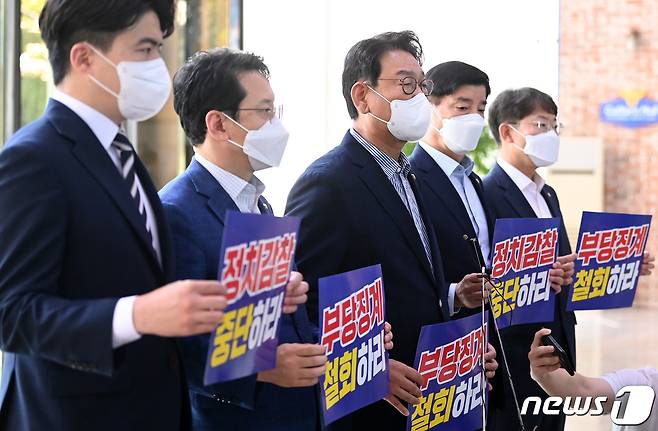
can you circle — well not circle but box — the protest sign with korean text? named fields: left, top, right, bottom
left=568, top=211, right=651, bottom=311
left=407, top=313, right=488, bottom=431
left=203, top=212, right=300, bottom=385
left=319, top=264, right=389, bottom=424
left=490, top=218, right=560, bottom=329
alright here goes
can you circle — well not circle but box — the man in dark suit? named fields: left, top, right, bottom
left=0, top=2, right=229, bottom=430
left=482, top=87, right=578, bottom=431
left=285, top=32, right=496, bottom=431
left=159, top=48, right=330, bottom=431
left=410, top=63, right=575, bottom=429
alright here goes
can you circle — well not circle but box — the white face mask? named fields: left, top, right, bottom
left=86, top=43, right=172, bottom=122
left=366, top=86, right=431, bottom=142
left=434, top=112, right=485, bottom=155
left=224, top=115, right=290, bottom=171
left=510, top=126, right=560, bottom=167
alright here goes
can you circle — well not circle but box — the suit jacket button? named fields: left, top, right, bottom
left=439, top=299, right=443, bottom=308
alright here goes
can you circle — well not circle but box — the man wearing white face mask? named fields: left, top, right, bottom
left=410, top=63, right=579, bottom=422
left=0, top=1, right=231, bottom=430
left=159, top=48, right=345, bottom=431
left=286, top=32, right=497, bottom=431
left=484, top=88, right=654, bottom=431
left=482, top=87, right=579, bottom=431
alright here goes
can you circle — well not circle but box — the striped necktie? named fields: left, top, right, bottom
left=112, top=132, right=154, bottom=247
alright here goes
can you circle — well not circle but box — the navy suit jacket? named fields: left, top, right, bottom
left=409, top=144, right=505, bottom=410
left=482, top=162, right=577, bottom=430
left=0, top=100, right=187, bottom=430
left=159, top=158, right=319, bottom=431
left=409, top=144, right=495, bottom=285
left=285, top=131, right=450, bottom=431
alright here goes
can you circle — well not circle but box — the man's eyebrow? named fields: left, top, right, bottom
left=135, top=37, right=163, bottom=47
left=395, top=69, right=421, bottom=77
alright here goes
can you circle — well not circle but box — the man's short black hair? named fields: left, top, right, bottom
left=39, top=0, right=176, bottom=85
left=173, top=48, right=270, bottom=145
left=426, top=61, right=490, bottom=102
left=342, top=31, right=424, bottom=119
left=487, top=87, right=558, bottom=143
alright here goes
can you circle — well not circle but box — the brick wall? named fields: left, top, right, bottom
left=560, top=0, right=658, bottom=287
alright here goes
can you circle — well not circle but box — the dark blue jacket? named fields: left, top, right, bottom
left=159, top=158, right=319, bottom=431
left=483, top=162, right=577, bottom=431
left=409, top=144, right=505, bottom=413
left=285, top=131, right=450, bottom=431
left=0, top=100, right=187, bottom=430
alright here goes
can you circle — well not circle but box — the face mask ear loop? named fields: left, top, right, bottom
left=505, top=124, right=528, bottom=152
left=363, top=84, right=393, bottom=125
left=222, top=112, right=250, bottom=133
left=85, top=43, right=121, bottom=99
left=222, top=112, right=252, bottom=149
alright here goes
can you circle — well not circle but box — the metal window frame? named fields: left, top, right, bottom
left=2, top=0, right=20, bottom=144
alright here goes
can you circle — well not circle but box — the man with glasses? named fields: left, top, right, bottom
left=159, top=48, right=329, bottom=431
left=285, top=31, right=497, bottom=431
left=482, top=87, right=654, bottom=430
left=480, top=87, right=578, bottom=431
left=408, top=63, right=571, bottom=425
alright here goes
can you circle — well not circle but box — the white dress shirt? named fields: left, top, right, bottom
left=497, top=158, right=553, bottom=218
left=51, top=91, right=162, bottom=349
left=194, top=154, right=265, bottom=214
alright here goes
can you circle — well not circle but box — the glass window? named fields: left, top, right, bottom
left=0, top=1, right=6, bottom=144
left=137, top=0, right=242, bottom=188
left=20, top=0, right=49, bottom=127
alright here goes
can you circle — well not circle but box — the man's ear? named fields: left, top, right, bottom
left=499, top=123, right=515, bottom=144
left=206, top=110, right=230, bottom=141
left=351, top=81, right=370, bottom=115
left=69, top=42, right=95, bottom=75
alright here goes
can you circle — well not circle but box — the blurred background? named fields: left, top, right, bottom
left=1, top=1, right=657, bottom=429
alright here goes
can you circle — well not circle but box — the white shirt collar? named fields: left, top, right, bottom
left=51, top=90, right=120, bottom=151
left=419, top=141, right=474, bottom=178
left=194, top=154, right=265, bottom=203
left=497, top=157, right=545, bottom=193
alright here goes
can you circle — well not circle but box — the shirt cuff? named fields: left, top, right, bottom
left=112, top=295, right=142, bottom=348
left=448, top=283, right=461, bottom=316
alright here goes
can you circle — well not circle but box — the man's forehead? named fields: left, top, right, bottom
left=449, top=85, right=488, bottom=104
left=239, top=71, right=274, bottom=102
left=526, top=109, right=557, bottom=121
left=125, top=10, right=164, bottom=43
left=379, top=50, right=424, bottom=77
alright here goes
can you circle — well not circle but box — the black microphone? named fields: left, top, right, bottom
left=462, top=234, right=490, bottom=275
left=462, top=234, right=527, bottom=431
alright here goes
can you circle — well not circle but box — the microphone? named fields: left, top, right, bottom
left=462, top=235, right=527, bottom=431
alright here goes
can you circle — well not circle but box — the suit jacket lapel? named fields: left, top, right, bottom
left=412, top=145, right=476, bottom=237
left=540, top=186, right=560, bottom=219
left=343, top=133, right=435, bottom=282
left=186, top=159, right=239, bottom=226
left=469, top=172, right=495, bottom=240
left=47, top=100, right=163, bottom=274
left=257, top=196, right=273, bottom=215
left=491, top=163, right=538, bottom=218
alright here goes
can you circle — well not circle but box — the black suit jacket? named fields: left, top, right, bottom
left=482, top=162, right=577, bottom=431
left=0, top=100, right=187, bottom=430
left=409, top=144, right=495, bottom=284
left=285, top=131, right=450, bottom=431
